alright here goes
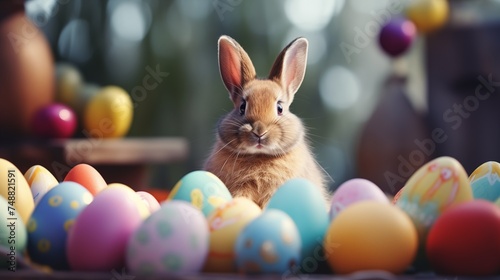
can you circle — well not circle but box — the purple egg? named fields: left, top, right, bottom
left=379, top=18, right=416, bottom=57
left=32, top=103, right=77, bottom=138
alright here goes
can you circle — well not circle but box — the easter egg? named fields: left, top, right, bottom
left=426, top=200, right=500, bottom=276
left=407, top=0, right=449, bottom=34
left=0, top=195, right=27, bottom=255
left=24, top=165, right=59, bottom=205
left=168, top=171, right=232, bottom=216
left=27, top=182, right=93, bottom=269
left=379, top=17, right=416, bottom=57
left=107, top=183, right=150, bottom=219
left=0, top=158, right=35, bottom=223
left=330, top=178, right=389, bottom=220
left=55, top=63, right=83, bottom=108
left=67, top=186, right=144, bottom=271
left=235, top=209, right=301, bottom=274
left=395, top=156, right=473, bottom=241
left=324, top=201, right=418, bottom=274
left=32, top=103, right=77, bottom=139
left=267, top=178, right=329, bottom=264
left=84, top=86, right=133, bottom=138
left=136, top=191, right=160, bottom=213
left=204, top=197, right=262, bottom=272
left=126, top=201, right=209, bottom=276
left=469, top=161, right=500, bottom=202
left=63, top=163, right=107, bottom=195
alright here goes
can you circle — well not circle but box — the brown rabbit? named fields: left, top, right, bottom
left=204, top=35, right=329, bottom=208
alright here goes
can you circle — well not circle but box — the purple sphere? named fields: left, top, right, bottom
left=379, top=18, right=416, bottom=57
left=32, top=103, right=77, bottom=138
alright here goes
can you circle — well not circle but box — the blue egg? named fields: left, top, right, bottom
left=235, top=209, right=301, bottom=274
left=167, top=171, right=232, bottom=216
left=27, top=182, right=93, bottom=269
left=470, top=162, right=500, bottom=202
left=266, top=178, right=329, bottom=263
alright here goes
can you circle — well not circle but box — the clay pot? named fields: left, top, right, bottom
left=0, top=0, right=54, bottom=139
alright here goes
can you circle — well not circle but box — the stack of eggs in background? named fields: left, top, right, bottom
left=1, top=155, right=500, bottom=277
left=32, top=63, right=133, bottom=139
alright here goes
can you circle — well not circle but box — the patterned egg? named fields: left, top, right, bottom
left=469, top=161, right=500, bottom=202
left=204, top=197, right=262, bottom=272
left=235, top=209, right=301, bottom=274
left=330, top=178, right=389, bottom=220
left=167, top=171, right=232, bottom=216
left=266, top=178, right=329, bottom=263
left=126, top=201, right=209, bottom=276
left=66, top=186, right=145, bottom=271
left=0, top=195, right=27, bottom=256
left=63, top=163, right=107, bottom=195
left=24, top=165, right=59, bottom=205
left=395, top=156, right=473, bottom=242
left=27, top=182, right=93, bottom=269
left=0, top=158, right=35, bottom=223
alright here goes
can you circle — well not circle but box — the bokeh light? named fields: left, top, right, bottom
left=319, top=66, right=361, bottom=111
left=285, top=0, right=345, bottom=31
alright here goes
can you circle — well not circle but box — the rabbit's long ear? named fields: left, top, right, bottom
left=269, top=38, right=308, bottom=103
left=218, top=35, right=256, bottom=103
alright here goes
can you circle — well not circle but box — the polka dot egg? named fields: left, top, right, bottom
left=27, top=182, right=93, bottom=269
left=235, top=209, right=301, bottom=274
left=126, top=200, right=209, bottom=276
left=167, top=170, right=232, bottom=216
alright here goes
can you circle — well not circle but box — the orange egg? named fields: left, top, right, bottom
left=64, top=164, right=107, bottom=195
left=324, top=201, right=418, bottom=274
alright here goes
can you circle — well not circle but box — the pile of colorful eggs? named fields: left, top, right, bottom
left=378, top=0, right=449, bottom=57
left=32, top=63, right=133, bottom=139
left=1, top=156, right=500, bottom=277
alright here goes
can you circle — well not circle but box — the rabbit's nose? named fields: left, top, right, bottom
left=252, top=121, right=267, bottom=138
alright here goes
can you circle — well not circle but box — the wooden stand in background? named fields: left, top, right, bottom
left=0, top=137, right=189, bottom=190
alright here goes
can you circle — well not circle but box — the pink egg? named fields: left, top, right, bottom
left=32, top=103, right=77, bottom=138
left=330, top=178, right=389, bottom=220
left=66, top=187, right=143, bottom=271
left=136, top=191, right=160, bottom=213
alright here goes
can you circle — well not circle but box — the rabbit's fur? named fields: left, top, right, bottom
left=204, top=35, right=329, bottom=208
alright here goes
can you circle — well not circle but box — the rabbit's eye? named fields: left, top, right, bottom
left=277, top=102, right=283, bottom=116
left=239, top=100, right=246, bottom=116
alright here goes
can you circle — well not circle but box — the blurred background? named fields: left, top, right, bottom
left=3, top=0, right=500, bottom=195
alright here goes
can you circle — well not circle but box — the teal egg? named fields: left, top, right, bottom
left=470, top=161, right=500, bottom=202
left=235, top=209, right=301, bottom=274
left=167, top=171, right=232, bottom=216
left=266, top=178, right=329, bottom=264
left=0, top=196, right=27, bottom=269
left=27, top=182, right=93, bottom=269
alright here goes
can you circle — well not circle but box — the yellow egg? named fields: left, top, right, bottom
left=83, top=86, right=133, bottom=138
left=106, top=183, right=150, bottom=219
left=407, top=0, right=449, bottom=34
left=204, top=197, right=262, bottom=273
left=0, top=158, right=35, bottom=223
left=55, top=63, right=83, bottom=108
left=24, top=165, right=59, bottom=205
left=324, top=201, right=418, bottom=274
left=395, top=156, right=473, bottom=242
